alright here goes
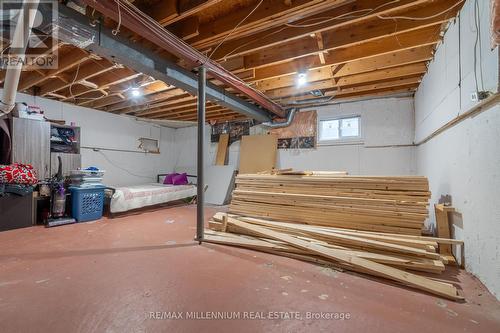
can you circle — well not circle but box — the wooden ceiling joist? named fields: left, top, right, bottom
left=17, top=48, right=89, bottom=92
left=243, top=0, right=458, bottom=70
left=190, top=0, right=351, bottom=49
left=252, top=24, right=443, bottom=81
left=39, top=59, right=118, bottom=96
left=1, top=0, right=465, bottom=121
left=146, top=0, right=224, bottom=26
left=208, top=0, right=432, bottom=60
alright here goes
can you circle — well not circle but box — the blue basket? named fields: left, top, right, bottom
left=69, top=185, right=105, bottom=222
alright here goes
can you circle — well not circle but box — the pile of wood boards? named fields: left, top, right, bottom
left=229, top=174, right=431, bottom=235
left=206, top=213, right=464, bottom=301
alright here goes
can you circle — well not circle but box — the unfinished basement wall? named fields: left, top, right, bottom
left=173, top=96, right=416, bottom=175
left=414, top=0, right=500, bottom=299
left=1, top=91, right=177, bottom=187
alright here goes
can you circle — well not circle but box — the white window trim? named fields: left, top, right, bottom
left=317, top=115, right=363, bottom=146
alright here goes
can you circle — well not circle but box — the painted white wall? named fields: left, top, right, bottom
left=415, top=0, right=500, bottom=299
left=2, top=91, right=177, bottom=187
left=173, top=97, right=417, bottom=176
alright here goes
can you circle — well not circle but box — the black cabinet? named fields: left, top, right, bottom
left=0, top=193, right=34, bottom=232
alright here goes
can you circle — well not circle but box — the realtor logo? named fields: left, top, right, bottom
left=0, top=0, right=58, bottom=69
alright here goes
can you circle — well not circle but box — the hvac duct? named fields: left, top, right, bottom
left=0, top=0, right=40, bottom=117
left=261, top=108, right=297, bottom=128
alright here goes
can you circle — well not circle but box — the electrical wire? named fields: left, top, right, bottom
left=96, top=150, right=154, bottom=179
left=284, top=1, right=400, bottom=28
left=112, top=0, right=122, bottom=36
left=376, top=0, right=464, bottom=21
left=207, top=0, right=264, bottom=61
left=473, top=0, right=484, bottom=91
left=0, top=43, right=10, bottom=56
left=68, top=61, right=83, bottom=100
left=219, top=0, right=400, bottom=60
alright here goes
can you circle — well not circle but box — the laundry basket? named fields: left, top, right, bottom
left=70, top=185, right=105, bottom=222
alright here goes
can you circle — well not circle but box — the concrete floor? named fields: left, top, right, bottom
left=1, top=205, right=499, bottom=332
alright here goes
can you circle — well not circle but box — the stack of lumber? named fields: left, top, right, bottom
left=206, top=213, right=464, bottom=301
left=229, top=174, right=431, bottom=235
left=258, top=168, right=349, bottom=176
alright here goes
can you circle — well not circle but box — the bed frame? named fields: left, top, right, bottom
left=104, top=173, right=198, bottom=218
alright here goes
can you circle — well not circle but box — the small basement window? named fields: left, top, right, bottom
left=318, top=116, right=361, bottom=143
left=138, top=137, right=160, bottom=153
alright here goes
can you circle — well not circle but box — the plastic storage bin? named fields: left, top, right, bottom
left=70, top=185, right=105, bottom=222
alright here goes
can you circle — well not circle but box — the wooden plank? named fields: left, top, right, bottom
left=215, top=133, right=229, bottom=165
left=238, top=135, right=278, bottom=174
left=226, top=217, right=461, bottom=300
left=435, top=204, right=456, bottom=263
left=204, top=230, right=444, bottom=273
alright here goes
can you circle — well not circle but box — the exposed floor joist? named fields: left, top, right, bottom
left=0, top=0, right=465, bottom=122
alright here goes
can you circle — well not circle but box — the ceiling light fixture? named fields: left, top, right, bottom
left=130, top=87, right=142, bottom=98
left=297, top=71, right=308, bottom=87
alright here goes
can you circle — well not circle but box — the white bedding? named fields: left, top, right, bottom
left=110, top=183, right=197, bottom=213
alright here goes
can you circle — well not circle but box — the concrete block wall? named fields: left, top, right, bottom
left=415, top=0, right=500, bottom=299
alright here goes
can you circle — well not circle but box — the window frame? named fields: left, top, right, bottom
left=317, top=115, right=362, bottom=145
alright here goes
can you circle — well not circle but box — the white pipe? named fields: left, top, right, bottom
left=0, top=0, right=40, bottom=116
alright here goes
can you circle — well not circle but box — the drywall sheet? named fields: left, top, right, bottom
left=205, top=165, right=236, bottom=205
left=239, top=134, right=278, bottom=174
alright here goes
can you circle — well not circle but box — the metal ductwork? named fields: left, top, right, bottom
left=0, top=0, right=40, bottom=117
left=261, top=108, right=297, bottom=128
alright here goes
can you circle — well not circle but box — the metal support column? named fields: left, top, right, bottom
left=196, top=66, right=206, bottom=244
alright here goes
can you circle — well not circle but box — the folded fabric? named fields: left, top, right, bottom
left=0, top=163, right=38, bottom=185
left=172, top=173, right=188, bottom=185
left=163, top=173, right=178, bottom=184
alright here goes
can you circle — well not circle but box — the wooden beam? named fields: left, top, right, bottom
left=105, top=88, right=186, bottom=112
left=252, top=25, right=442, bottom=81
left=208, top=0, right=431, bottom=60
left=143, top=1, right=178, bottom=25
left=255, top=67, right=333, bottom=92
left=333, top=45, right=434, bottom=78
left=17, top=48, right=89, bottom=91
left=60, top=70, right=140, bottom=101
left=168, top=16, right=200, bottom=40
left=77, top=80, right=170, bottom=108
left=265, top=63, right=427, bottom=98
left=277, top=85, right=418, bottom=105
left=335, top=62, right=427, bottom=87
left=243, top=0, right=459, bottom=69
left=39, top=59, right=117, bottom=96
left=123, top=92, right=194, bottom=115
left=148, top=104, right=226, bottom=119
left=145, top=0, right=224, bottom=26
left=253, top=46, right=433, bottom=92
left=189, top=0, right=350, bottom=48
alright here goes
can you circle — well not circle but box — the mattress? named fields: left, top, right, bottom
left=110, top=183, right=197, bottom=213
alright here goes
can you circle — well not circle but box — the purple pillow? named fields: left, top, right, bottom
left=172, top=173, right=188, bottom=185
left=163, top=173, right=178, bottom=184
